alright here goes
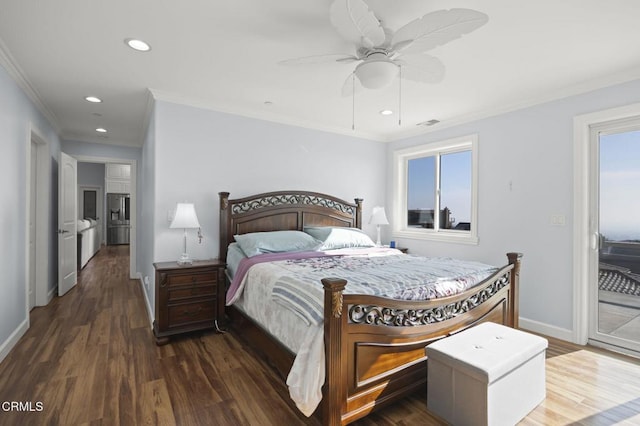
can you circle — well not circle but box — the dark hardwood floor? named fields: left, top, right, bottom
left=1, top=245, right=640, bottom=425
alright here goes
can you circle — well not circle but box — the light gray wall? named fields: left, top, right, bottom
left=0, top=62, right=61, bottom=361
left=387, top=78, right=640, bottom=337
left=153, top=100, right=388, bottom=262
left=77, top=162, right=105, bottom=187
left=142, top=100, right=387, bottom=316
left=62, top=139, right=142, bottom=163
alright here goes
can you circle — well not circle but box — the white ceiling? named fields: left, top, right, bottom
left=1, top=0, right=640, bottom=148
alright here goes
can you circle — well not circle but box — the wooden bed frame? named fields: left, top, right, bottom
left=219, top=190, right=521, bottom=425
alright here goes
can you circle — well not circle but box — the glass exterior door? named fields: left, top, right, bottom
left=592, top=127, right=640, bottom=352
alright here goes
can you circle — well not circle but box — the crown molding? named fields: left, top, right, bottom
left=148, top=65, right=640, bottom=146
left=148, top=88, right=384, bottom=143
left=0, top=37, right=61, bottom=134
left=390, top=66, right=640, bottom=142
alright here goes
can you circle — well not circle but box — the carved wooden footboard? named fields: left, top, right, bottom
left=321, top=253, right=520, bottom=425
left=218, top=191, right=521, bottom=425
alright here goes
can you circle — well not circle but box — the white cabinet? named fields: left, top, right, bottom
left=106, top=180, right=130, bottom=193
left=106, top=163, right=131, bottom=194
left=106, top=163, right=130, bottom=180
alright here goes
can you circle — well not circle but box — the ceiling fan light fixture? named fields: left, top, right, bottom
left=354, top=54, right=398, bottom=89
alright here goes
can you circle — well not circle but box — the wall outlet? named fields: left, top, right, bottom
left=144, top=276, right=150, bottom=290
left=550, top=215, right=566, bottom=226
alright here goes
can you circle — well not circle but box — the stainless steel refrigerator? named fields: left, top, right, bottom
left=107, top=193, right=130, bottom=245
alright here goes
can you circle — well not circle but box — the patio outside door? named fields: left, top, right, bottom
left=589, top=121, right=640, bottom=353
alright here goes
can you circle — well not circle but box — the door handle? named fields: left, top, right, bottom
left=58, top=229, right=69, bottom=234
left=591, top=232, right=604, bottom=250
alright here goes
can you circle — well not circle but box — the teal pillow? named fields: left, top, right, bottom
left=304, top=226, right=375, bottom=250
left=234, top=230, right=322, bottom=257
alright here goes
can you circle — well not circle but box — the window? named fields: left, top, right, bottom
left=393, top=134, right=478, bottom=244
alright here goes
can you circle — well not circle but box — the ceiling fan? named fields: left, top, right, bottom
left=280, top=0, right=489, bottom=95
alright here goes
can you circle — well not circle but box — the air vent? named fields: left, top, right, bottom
left=417, top=119, right=440, bottom=127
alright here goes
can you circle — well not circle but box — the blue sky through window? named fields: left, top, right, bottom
left=600, top=130, right=640, bottom=241
left=407, top=150, right=472, bottom=226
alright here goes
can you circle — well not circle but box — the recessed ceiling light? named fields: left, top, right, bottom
left=85, top=96, right=102, bottom=103
left=125, top=38, right=151, bottom=52
left=380, top=109, right=393, bottom=116
left=96, top=128, right=107, bottom=133
left=264, top=101, right=273, bottom=106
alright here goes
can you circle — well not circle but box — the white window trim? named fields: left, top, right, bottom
left=392, top=134, right=479, bottom=245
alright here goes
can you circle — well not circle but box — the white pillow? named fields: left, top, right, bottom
left=304, top=226, right=375, bottom=250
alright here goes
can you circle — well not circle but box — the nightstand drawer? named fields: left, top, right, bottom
left=165, top=271, right=217, bottom=287
left=168, top=285, right=216, bottom=301
left=168, top=300, right=215, bottom=326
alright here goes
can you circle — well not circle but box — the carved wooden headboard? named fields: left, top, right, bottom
left=218, top=191, right=363, bottom=262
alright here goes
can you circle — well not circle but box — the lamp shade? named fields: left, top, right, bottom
left=170, top=203, right=200, bottom=229
left=369, top=206, right=389, bottom=225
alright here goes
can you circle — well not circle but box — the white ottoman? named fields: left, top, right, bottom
left=426, top=322, right=548, bottom=426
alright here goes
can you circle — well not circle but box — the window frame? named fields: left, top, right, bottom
left=392, top=134, right=479, bottom=244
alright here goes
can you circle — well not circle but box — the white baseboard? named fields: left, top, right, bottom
left=47, top=285, right=57, bottom=303
left=0, top=318, right=29, bottom=364
left=519, top=317, right=574, bottom=342
left=138, top=272, right=154, bottom=327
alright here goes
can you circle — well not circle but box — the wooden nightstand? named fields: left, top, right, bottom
left=153, top=259, right=226, bottom=345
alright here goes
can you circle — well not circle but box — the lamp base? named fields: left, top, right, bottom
left=177, top=253, right=193, bottom=266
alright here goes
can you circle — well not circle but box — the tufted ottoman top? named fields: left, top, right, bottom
left=426, top=322, right=548, bottom=383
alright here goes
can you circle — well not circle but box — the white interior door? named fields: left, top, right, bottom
left=58, top=152, right=78, bottom=296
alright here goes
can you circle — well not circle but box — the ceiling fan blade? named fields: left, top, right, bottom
left=278, top=53, right=359, bottom=66
left=341, top=72, right=364, bottom=97
left=396, top=54, right=445, bottom=84
left=329, top=0, right=386, bottom=49
left=391, top=8, right=488, bottom=55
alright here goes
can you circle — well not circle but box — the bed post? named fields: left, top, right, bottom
left=507, top=252, right=523, bottom=329
left=322, top=277, right=347, bottom=426
left=219, top=192, right=230, bottom=262
left=354, top=198, right=363, bottom=229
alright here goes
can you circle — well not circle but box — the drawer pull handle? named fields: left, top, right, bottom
left=182, top=307, right=202, bottom=317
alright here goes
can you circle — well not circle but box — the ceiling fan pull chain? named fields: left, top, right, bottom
left=352, top=72, right=356, bottom=131
left=398, top=65, right=402, bottom=127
